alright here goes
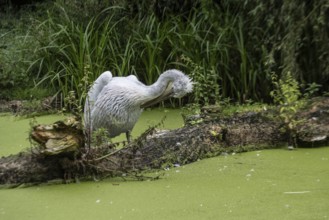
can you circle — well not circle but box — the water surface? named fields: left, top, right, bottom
left=0, top=108, right=184, bottom=157
left=0, top=110, right=328, bottom=220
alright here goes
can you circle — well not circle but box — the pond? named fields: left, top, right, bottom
left=0, top=108, right=184, bottom=157
left=0, top=110, right=328, bottom=220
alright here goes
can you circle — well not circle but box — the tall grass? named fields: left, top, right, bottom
left=30, top=6, right=124, bottom=105
left=29, top=4, right=264, bottom=106
left=25, top=2, right=261, bottom=104
left=133, top=14, right=174, bottom=84
left=15, top=0, right=327, bottom=108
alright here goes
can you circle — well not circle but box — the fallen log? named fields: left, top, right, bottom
left=0, top=97, right=328, bottom=186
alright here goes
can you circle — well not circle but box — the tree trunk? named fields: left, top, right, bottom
left=0, top=97, right=328, bottom=186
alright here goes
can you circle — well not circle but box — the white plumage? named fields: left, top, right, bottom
left=84, top=69, right=193, bottom=142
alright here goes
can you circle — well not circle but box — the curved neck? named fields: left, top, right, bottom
left=147, top=71, right=176, bottom=98
left=138, top=70, right=177, bottom=108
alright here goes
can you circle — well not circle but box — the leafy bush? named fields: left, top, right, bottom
left=181, top=56, right=220, bottom=105
left=0, top=3, right=50, bottom=100
left=270, top=71, right=303, bottom=147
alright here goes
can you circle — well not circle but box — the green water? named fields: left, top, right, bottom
left=0, top=110, right=329, bottom=220
left=0, top=114, right=67, bottom=157
left=0, top=108, right=184, bottom=157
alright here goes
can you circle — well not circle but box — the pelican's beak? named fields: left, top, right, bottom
left=141, top=83, right=173, bottom=108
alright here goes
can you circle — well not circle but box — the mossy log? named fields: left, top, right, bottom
left=0, top=97, right=328, bottom=186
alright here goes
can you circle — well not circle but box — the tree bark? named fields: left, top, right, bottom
left=0, top=97, right=328, bottom=186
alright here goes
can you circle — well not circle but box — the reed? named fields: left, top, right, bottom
left=15, top=0, right=327, bottom=108
left=26, top=3, right=263, bottom=106
left=29, top=7, right=124, bottom=105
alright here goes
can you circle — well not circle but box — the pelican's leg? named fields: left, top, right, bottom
left=125, top=130, right=131, bottom=143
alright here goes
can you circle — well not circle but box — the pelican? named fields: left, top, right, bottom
left=84, top=69, right=193, bottom=142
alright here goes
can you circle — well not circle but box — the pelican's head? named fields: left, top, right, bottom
left=141, top=69, right=193, bottom=108
left=171, top=70, right=193, bottom=98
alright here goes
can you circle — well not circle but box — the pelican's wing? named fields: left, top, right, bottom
left=87, top=71, right=113, bottom=106
left=84, top=71, right=112, bottom=127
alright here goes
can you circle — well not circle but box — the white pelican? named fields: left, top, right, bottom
left=84, top=69, right=193, bottom=142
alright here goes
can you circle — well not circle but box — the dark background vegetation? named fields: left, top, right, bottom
left=0, top=0, right=328, bottom=106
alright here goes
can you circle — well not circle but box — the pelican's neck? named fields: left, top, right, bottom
left=147, top=71, right=176, bottom=98
left=136, top=70, right=180, bottom=108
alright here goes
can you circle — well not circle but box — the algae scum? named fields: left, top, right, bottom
left=0, top=110, right=328, bottom=220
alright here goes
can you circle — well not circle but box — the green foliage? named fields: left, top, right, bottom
left=323, top=91, right=329, bottom=97
left=0, top=3, right=50, bottom=100
left=91, top=128, right=111, bottom=147
left=181, top=56, right=220, bottom=105
left=12, top=87, right=53, bottom=100
left=303, top=82, right=322, bottom=99
left=220, top=101, right=270, bottom=118
left=1, top=0, right=328, bottom=107
left=62, top=91, right=83, bottom=117
left=270, top=72, right=301, bottom=106
left=270, top=75, right=322, bottom=147
left=270, top=72, right=303, bottom=146
left=0, top=28, right=36, bottom=99
left=28, top=6, right=122, bottom=106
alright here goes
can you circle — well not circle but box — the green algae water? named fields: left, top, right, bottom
left=0, top=108, right=184, bottom=157
left=0, top=114, right=67, bottom=157
left=0, top=110, right=329, bottom=220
